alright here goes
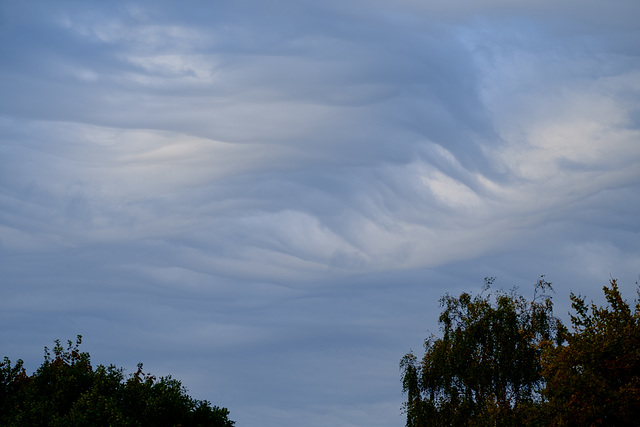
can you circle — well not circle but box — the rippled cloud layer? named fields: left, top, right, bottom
left=1, top=1, right=639, bottom=426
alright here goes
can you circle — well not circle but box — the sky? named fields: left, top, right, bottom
left=1, top=0, right=639, bottom=425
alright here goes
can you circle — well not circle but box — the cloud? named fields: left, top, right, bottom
left=1, top=1, right=639, bottom=426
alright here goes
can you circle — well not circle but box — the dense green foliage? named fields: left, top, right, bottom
left=400, top=277, right=564, bottom=426
left=401, top=277, right=640, bottom=426
left=541, top=279, right=640, bottom=426
left=0, top=336, right=234, bottom=427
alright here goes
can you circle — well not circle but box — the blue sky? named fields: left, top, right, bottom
left=1, top=1, right=639, bottom=425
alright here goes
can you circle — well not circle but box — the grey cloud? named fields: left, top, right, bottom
left=1, top=1, right=640, bottom=426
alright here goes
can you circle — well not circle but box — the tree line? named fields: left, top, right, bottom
left=400, top=277, right=640, bottom=426
left=0, top=336, right=234, bottom=427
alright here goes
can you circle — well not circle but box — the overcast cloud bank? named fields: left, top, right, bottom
left=1, top=1, right=639, bottom=426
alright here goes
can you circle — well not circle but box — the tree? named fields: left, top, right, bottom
left=0, top=336, right=234, bottom=427
left=400, top=277, right=565, bottom=427
left=541, top=279, right=640, bottom=426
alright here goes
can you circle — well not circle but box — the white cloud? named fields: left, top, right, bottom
left=2, top=3, right=639, bottom=427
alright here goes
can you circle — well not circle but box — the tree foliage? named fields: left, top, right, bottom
left=401, top=277, right=640, bottom=427
left=400, top=277, right=564, bottom=426
left=541, top=279, right=640, bottom=426
left=0, top=336, right=234, bottom=427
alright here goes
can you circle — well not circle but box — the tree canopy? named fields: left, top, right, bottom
left=541, top=279, right=640, bottom=426
left=401, top=277, right=640, bottom=427
left=0, top=336, right=234, bottom=427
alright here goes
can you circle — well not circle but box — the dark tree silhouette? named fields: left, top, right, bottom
left=0, top=336, right=234, bottom=427
left=400, top=277, right=565, bottom=427
left=402, top=277, right=640, bottom=427
left=541, top=279, right=640, bottom=426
